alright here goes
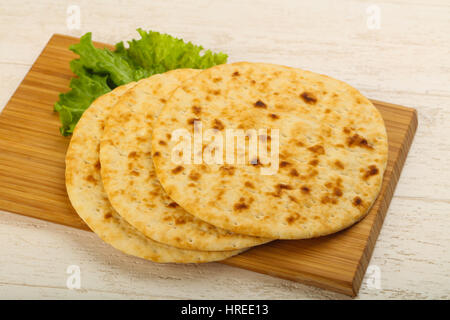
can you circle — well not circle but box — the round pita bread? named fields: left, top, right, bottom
left=100, top=69, right=270, bottom=251
left=152, top=62, right=388, bottom=239
left=65, top=83, right=244, bottom=263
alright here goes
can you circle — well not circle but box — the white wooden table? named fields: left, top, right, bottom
left=0, top=0, right=449, bottom=299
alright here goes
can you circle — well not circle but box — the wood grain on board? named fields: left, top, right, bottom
left=0, top=34, right=417, bottom=296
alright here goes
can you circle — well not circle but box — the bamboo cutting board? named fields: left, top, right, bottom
left=0, top=34, right=417, bottom=296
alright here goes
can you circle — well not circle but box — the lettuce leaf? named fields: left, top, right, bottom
left=54, top=60, right=110, bottom=135
left=126, top=29, right=228, bottom=75
left=55, top=30, right=228, bottom=136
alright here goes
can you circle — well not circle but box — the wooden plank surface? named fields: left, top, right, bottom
left=0, top=34, right=417, bottom=296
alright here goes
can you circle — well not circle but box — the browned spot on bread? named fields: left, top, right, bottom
left=290, top=168, right=299, bottom=177
left=301, top=185, right=310, bottom=194
left=192, top=105, right=201, bottom=115
left=187, top=118, right=200, bottom=125
left=216, top=189, right=225, bottom=200
left=244, top=181, right=254, bottom=188
left=104, top=212, right=113, bottom=219
left=280, top=161, right=291, bottom=168
left=279, top=151, right=291, bottom=160
left=343, top=127, right=351, bottom=134
left=213, top=77, right=222, bottom=83
left=167, top=202, right=178, bottom=208
left=232, top=71, right=240, bottom=77
left=277, top=183, right=292, bottom=190
left=220, top=165, right=235, bottom=176
left=333, top=187, right=343, bottom=197
left=188, top=171, right=201, bottom=181
left=300, top=169, right=318, bottom=180
left=250, top=157, right=262, bottom=167
left=166, top=133, right=171, bottom=140
left=307, top=144, right=325, bottom=155
left=353, top=196, right=363, bottom=206
left=94, top=161, right=101, bottom=170
left=286, top=213, right=300, bottom=224
left=309, top=159, right=319, bottom=166
left=175, top=217, right=186, bottom=225
left=321, top=195, right=338, bottom=205
left=271, top=183, right=293, bottom=197
left=254, top=100, right=267, bottom=108
left=296, top=140, right=305, bottom=147
left=130, top=170, right=140, bottom=176
left=334, top=160, right=344, bottom=169
left=363, top=165, right=379, bottom=180
left=234, top=202, right=249, bottom=211
left=325, top=109, right=331, bottom=113
left=300, top=91, right=317, bottom=104
left=171, top=166, right=184, bottom=174
left=158, top=140, right=167, bottom=146
left=269, top=113, right=280, bottom=120
left=288, top=195, right=299, bottom=203
left=213, top=119, right=225, bottom=130
left=85, top=175, right=97, bottom=184
left=153, top=151, right=160, bottom=157
left=322, top=126, right=332, bottom=138
left=322, top=176, right=344, bottom=204
left=128, top=151, right=138, bottom=158
left=347, top=133, right=373, bottom=149
left=208, top=89, right=220, bottom=95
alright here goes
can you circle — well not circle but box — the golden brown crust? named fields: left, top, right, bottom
left=152, top=62, right=388, bottom=239
left=65, top=83, right=244, bottom=263
left=99, top=69, right=271, bottom=251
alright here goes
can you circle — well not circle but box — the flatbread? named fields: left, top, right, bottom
left=152, top=62, right=388, bottom=239
left=100, top=69, right=270, bottom=251
left=65, top=83, right=244, bottom=263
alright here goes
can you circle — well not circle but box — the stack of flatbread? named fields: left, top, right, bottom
left=66, top=63, right=388, bottom=263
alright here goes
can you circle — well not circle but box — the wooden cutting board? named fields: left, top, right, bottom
left=0, top=34, right=417, bottom=297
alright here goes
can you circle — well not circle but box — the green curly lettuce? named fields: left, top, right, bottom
left=55, top=30, right=228, bottom=136
left=126, top=28, right=228, bottom=74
